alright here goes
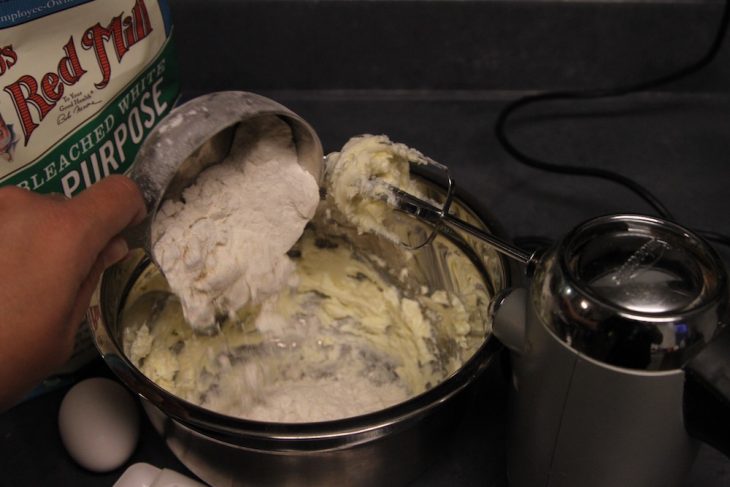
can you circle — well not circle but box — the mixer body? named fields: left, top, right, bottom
left=503, top=290, right=698, bottom=487
left=492, top=214, right=728, bottom=487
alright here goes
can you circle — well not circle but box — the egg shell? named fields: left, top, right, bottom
left=58, top=377, right=140, bottom=472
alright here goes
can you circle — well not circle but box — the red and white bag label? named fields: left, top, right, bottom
left=0, top=0, right=180, bottom=196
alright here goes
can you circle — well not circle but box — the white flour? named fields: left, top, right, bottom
left=151, top=116, right=320, bottom=331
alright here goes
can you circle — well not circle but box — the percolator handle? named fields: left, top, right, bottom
left=683, top=324, right=730, bottom=457
left=490, top=288, right=527, bottom=354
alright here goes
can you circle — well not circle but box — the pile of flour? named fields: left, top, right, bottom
left=151, top=116, right=320, bottom=331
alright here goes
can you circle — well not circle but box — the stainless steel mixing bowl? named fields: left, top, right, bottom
left=88, top=176, right=509, bottom=487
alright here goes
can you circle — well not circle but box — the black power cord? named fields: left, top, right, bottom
left=495, top=0, right=730, bottom=248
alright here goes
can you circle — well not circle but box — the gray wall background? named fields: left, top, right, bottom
left=170, top=0, right=730, bottom=94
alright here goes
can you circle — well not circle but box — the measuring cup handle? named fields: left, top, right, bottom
left=121, top=219, right=149, bottom=251
left=683, top=324, right=730, bottom=458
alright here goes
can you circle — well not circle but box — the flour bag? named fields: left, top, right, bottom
left=0, top=0, right=180, bottom=391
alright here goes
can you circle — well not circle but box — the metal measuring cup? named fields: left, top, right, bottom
left=123, top=91, right=324, bottom=262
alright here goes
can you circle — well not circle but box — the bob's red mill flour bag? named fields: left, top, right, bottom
left=0, top=0, right=180, bottom=396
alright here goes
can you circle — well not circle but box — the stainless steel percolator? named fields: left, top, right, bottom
left=385, top=158, right=730, bottom=487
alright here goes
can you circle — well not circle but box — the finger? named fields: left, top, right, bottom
left=68, top=250, right=107, bottom=328
left=45, top=192, right=70, bottom=203
left=99, top=236, right=130, bottom=267
left=68, top=236, right=130, bottom=327
left=66, top=175, right=146, bottom=253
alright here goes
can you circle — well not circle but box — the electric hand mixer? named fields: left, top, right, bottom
left=372, top=146, right=730, bottom=487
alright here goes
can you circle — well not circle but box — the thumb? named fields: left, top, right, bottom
left=66, top=175, right=147, bottom=255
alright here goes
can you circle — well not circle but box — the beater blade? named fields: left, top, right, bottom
left=379, top=159, right=534, bottom=264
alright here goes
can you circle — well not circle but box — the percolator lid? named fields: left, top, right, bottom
left=562, top=215, right=723, bottom=316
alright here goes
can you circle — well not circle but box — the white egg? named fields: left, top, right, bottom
left=58, top=377, right=140, bottom=472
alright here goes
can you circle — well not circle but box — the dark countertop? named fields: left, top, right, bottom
left=1, top=91, right=729, bottom=486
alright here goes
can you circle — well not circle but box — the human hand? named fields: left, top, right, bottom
left=0, top=175, right=146, bottom=411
